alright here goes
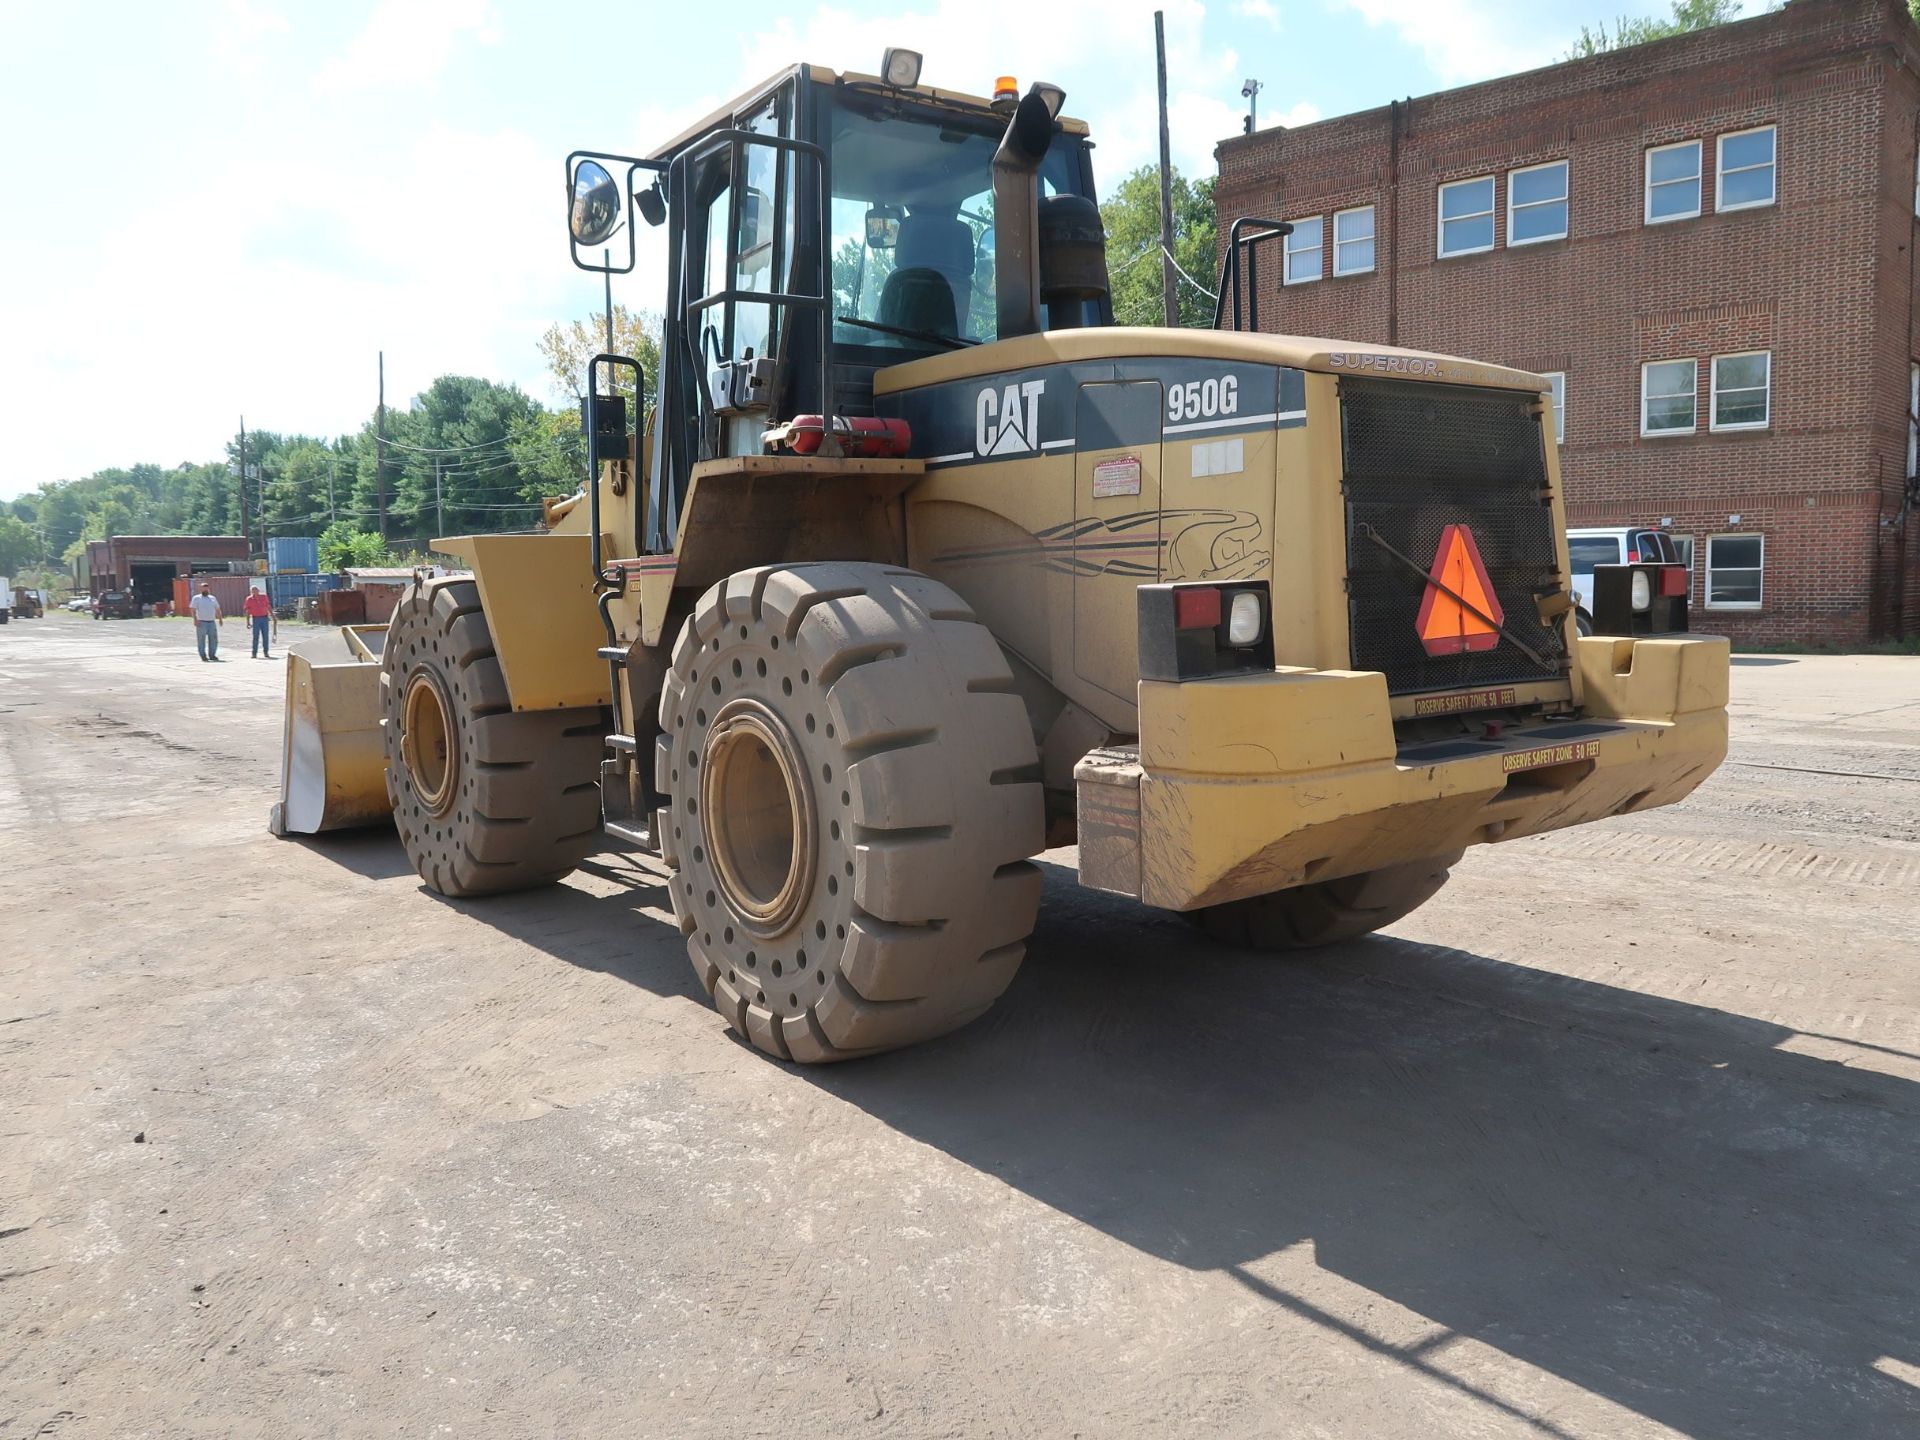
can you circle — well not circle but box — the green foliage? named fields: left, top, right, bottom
left=1568, top=0, right=1751, bottom=57
left=0, top=514, right=42, bottom=575
left=1101, top=166, right=1218, bottom=329
left=317, top=522, right=390, bottom=571
left=538, top=304, right=662, bottom=410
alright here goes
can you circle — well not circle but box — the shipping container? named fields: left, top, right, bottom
left=267, top=572, right=340, bottom=606
left=267, top=536, right=320, bottom=574
left=171, top=574, right=260, bottom=620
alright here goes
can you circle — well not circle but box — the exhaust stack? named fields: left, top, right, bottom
left=992, top=86, right=1059, bottom=340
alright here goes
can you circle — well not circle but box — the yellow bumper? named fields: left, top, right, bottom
left=1075, top=635, right=1729, bottom=911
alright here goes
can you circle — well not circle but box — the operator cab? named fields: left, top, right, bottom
left=567, top=58, right=1107, bottom=549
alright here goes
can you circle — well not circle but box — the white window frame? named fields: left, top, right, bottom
left=1507, top=160, right=1569, bottom=247
left=1670, top=533, right=1696, bottom=574
left=1710, top=350, right=1771, bottom=432
left=1716, top=125, right=1776, bottom=214
left=1283, top=215, right=1323, bottom=286
left=1437, top=175, right=1496, bottom=258
left=1332, top=205, right=1375, bottom=276
left=1544, top=372, right=1566, bottom=444
left=1641, top=358, right=1698, bottom=437
left=1705, top=532, right=1764, bottom=612
left=1644, top=140, right=1702, bottom=225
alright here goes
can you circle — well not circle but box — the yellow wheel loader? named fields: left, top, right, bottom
left=274, top=55, right=1729, bottom=1061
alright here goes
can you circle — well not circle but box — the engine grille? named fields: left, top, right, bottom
left=1340, top=377, right=1568, bottom=697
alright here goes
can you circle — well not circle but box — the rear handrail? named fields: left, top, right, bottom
left=1212, top=216, right=1292, bottom=332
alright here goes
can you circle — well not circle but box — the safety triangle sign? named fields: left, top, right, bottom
left=1415, top=523, right=1504, bottom=656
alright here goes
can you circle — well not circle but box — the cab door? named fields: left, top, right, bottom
left=1072, top=381, right=1164, bottom=709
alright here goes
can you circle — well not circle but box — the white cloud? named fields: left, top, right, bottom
left=312, top=0, right=502, bottom=95
left=1232, top=0, right=1281, bottom=26
left=1331, top=0, right=1568, bottom=86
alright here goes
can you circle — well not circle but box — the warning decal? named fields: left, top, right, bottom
left=1092, top=455, right=1143, bottom=498
left=1415, top=523, right=1504, bottom=657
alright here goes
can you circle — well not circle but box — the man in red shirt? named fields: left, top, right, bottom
left=243, top=585, right=276, bottom=659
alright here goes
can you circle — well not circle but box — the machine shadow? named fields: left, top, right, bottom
left=287, top=829, right=418, bottom=881
left=441, top=849, right=708, bottom=1006
left=790, top=860, right=1920, bottom=1440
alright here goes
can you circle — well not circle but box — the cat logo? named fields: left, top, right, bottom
left=975, top=379, right=1047, bottom=457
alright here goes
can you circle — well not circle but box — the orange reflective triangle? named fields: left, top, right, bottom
left=1415, top=523, right=1504, bottom=656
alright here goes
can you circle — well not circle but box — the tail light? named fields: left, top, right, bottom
left=1591, top=563, right=1688, bottom=636
left=1138, top=582, right=1273, bottom=681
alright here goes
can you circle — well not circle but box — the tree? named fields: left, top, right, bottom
left=0, top=514, right=41, bottom=575
left=317, top=522, right=390, bottom=571
left=1568, top=0, right=1750, bottom=58
left=1100, top=166, right=1217, bottom=329
left=537, top=305, right=662, bottom=411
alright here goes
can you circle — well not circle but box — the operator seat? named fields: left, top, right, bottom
left=877, top=209, right=974, bottom=339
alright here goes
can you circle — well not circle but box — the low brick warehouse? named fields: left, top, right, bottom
left=1215, top=0, right=1920, bottom=645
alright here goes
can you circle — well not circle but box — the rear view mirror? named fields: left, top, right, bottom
left=865, top=205, right=903, bottom=250
left=570, top=160, right=622, bottom=246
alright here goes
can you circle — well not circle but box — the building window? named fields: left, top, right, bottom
left=1645, top=140, right=1702, bottom=224
left=1508, top=161, right=1569, bottom=245
left=1284, top=215, right=1323, bottom=285
left=1710, top=351, right=1771, bottom=430
left=1544, top=371, right=1566, bottom=444
left=1438, top=176, right=1496, bottom=257
left=1908, top=362, right=1917, bottom=479
left=1705, top=533, right=1763, bottom=610
left=1670, top=534, right=1696, bottom=574
left=1717, top=126, right=1776, bottom=212
left=1641, top=359, right=1697, bottom=435
left=1333, top=206, right=1375, bottom=275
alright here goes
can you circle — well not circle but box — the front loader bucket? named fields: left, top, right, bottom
left=269, top=625, right=393, bottom=836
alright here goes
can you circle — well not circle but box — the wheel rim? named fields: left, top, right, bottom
left=701, top=698, right=816, bottom=937
left=400, top=670, right=458, bottom=816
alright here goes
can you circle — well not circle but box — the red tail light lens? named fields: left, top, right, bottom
left=1173, top=586, right=1222, bottom=630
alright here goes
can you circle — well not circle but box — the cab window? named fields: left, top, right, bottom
left=826, top=94, right=1085, bottom=350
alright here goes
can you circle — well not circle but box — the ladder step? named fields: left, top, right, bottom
left=597, top=646, right=629, bottom=662
left=602, top=819, right=656, bottom=851
left=607, top=733, right=638, bottom=753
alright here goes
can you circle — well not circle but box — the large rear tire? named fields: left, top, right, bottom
left=1192, top=851, right=1462, bottom=950
left=381, top=578, right=606, bottom=897
left=656, top=563, right=1044, bottom=1063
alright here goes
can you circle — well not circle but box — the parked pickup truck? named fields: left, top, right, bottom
left=92, top=590, right=141, bottom=620
left=1566, top=527, right=1688, bottom=635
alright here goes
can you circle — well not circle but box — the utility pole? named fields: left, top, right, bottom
left=327, top=457, right=337, bottom=525
left=237, top=415, right=250, bottom=553
left=434, top=457, right=444, bottom=537
left=376, top=350, right=389, bottom=543
left=1155, top=10, right=1178, bottom=328
left=1242, top=77, right=1262, bottom=134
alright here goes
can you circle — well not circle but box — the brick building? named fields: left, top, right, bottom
left=82, top=535, right=250, bottom=609
left=1215, top=0, right=1920, bottom=644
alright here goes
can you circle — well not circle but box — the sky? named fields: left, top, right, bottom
left=0, top=0, right=1771, bottom=500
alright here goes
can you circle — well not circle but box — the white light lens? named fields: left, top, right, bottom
left=1630, top=570, right=1652, bottom=611
left=1227, top=591, right=1264, bottom=646
left=882, top=48, right=923, bottom=88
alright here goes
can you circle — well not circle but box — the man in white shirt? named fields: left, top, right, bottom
left=188, top=583, right=224, bottom=661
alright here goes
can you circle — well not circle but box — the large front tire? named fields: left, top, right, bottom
left=381, top=578, right=606, bottom=897
left=656, top=563, right=1044, bottom=1063
left=1192, top=851, right=1462, bottom=950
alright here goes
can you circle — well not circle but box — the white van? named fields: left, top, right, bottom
left=1565, top=527, right=1688, bottom=635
